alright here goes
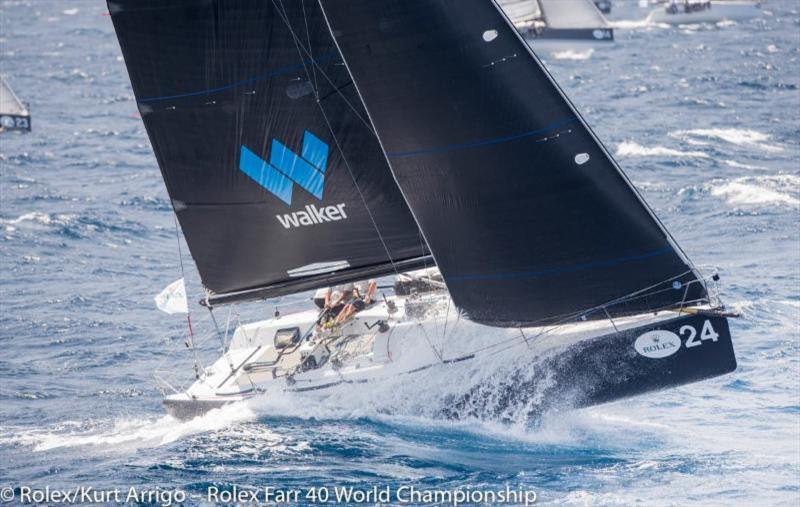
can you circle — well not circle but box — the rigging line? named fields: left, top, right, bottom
left=416, top=229, right=445, bottom=346
left=418, top=322, right=444, bottom=363
left=457, top=272, right=712, bottom=360
left=273, top=0, right=403, bottom=280
left=519, top=328, right=531, bottom=348
left=470, top=285, right=708, bottom=358
left=603, top=307, right=619, bottom=333
left=441, top=296, right=452, bottom=356
left=271, top=0, right=376, bottom=136
left=677, top=283, right=691, bottom=317
left=517, top=268, right=702, bottom=328
left=173, top=215, right=202, bottom=373
left=299, top=0, right=319, bottom=94
left=208, top=306, right=236, bottom=371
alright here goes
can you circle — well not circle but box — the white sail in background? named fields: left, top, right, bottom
left=154, top=278, right=188, bottom=314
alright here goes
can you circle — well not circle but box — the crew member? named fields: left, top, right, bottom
left=335, top=279, right=376, bottom=324
left=326, top=283, right=353, bottom=313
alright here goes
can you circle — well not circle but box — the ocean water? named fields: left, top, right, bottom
left=1, top=1, right=798, bottom=505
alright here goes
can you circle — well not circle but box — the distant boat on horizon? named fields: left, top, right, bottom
left=608, top=0, right=762, bottom=23
left=0, top=76, right=31, bottom=132
left=648, top=0, right=762, bottom=24
left=499, top=0, right=614, bottom=53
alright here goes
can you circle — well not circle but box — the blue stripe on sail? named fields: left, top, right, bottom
left=386, top=116, right=579, bottom=158
left=239, top=145, right=293, bottom=205
left=137, top=52, right=337, bottom=103
left=301, top=131, right=329, bottom=172
left=448, top=247, right=674, bottom=283
left=270, top=139, right=325, bottom=199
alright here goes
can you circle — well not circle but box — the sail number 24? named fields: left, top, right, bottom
left=680, top=320, right=720, bottom=348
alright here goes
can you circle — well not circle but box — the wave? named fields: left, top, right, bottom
left=0, top=404, right=256, bottom=453
left=723, top=159, right=766, bottom=171
left=710, top=175, right=799, bottom=207
left=670, top=128, right=784, bottom=153
left=0, top=211, right=76, bottom=227
left=615, top=141, right=709, bottom=158
left=609, top=19, right=670, bottom=30
left=0, top=211, right=149, bottom=238
left=551, top=49, right=594, bottom=61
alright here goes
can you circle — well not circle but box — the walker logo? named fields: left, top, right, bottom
left=275, top=203, right=348, bottom=229
left=239, top=131, right=329, bottom=206
left=240, top=131, right=348, bottom=228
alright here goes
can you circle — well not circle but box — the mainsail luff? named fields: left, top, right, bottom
left=108, top=0, right=429, bottom=303
left=319, top=0, right=708, bottom=326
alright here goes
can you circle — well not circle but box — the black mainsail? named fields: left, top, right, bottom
left=319, top=0, right=707, bottom=326
left=108, top=0, right=430, bottom=305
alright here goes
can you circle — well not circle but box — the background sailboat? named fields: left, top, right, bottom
left=498, top=0, right=614, bottom=53
left=0, top=76, right=31, bottom=132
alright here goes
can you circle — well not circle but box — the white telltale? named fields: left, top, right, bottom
left=575, top=152, right=590, bottom=165
left=482, top=29, right=498, bottom=42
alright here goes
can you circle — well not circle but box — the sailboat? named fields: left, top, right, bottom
left=647, top=1, right=761, bottom=24
left=0, top=76, right=31, bottom=132
left=108, top=0, right=736, bottom=421
left=498, top=0, right=614, bottom=52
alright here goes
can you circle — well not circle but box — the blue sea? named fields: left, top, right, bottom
left=1, top=1, right=798, bottom=505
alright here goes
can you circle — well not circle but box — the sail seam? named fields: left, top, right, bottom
left=448, top=247, right=673, bottom=282
left=386, top=116, right=578, bottom=158
left=137, top=53, right=337, bottom=103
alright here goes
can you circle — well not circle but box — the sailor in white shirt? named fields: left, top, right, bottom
left=335, top=279, right=376, bottom=324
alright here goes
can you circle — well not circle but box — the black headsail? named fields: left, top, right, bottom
left=319, top=0, right=708, bottom=326
left=108, top=0, right=430, bottom=305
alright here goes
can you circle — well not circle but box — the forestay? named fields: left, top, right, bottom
left=108, top=0, right=430, bottom=305
left=319, top=0, right=708, bottom=326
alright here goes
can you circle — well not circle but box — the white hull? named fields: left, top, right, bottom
left=162, top=292, right=732, bottom=421
left=647, top=1, right=761, bottom=24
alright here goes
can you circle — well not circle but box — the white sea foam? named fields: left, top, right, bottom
left=723, top=159, right=766, bottom=171
left=1, top=211, right=54, bottom=225
left=0, top=211, right=79, bottom=226
left=710, top=175, right=799, bottom=207
left=609, top=19, right=669, bottom=30
left=0, top=403, right=256, bottom=452
left=616, top=141, right=709, bottom=158
left=671, top=128, right=784, bottom=153
left=551, top=49, right=594, bottom=61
